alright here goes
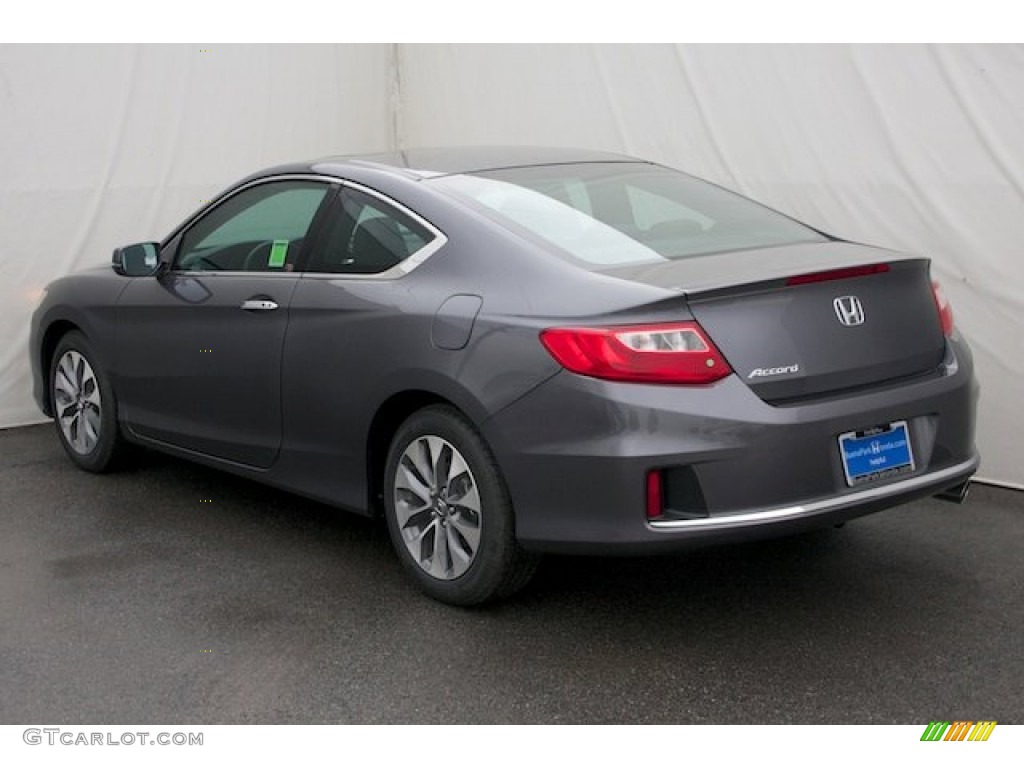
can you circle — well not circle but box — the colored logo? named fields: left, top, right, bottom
left=920, top=721, right=997, bottom=741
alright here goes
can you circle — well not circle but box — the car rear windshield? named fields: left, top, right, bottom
left=427, top=162, right=827, bottom=267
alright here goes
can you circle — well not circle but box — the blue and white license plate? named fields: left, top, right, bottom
left=838, top=421, right=915, bottom=487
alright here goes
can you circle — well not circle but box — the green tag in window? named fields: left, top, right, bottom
left=268, top=240, right=288, bottom=268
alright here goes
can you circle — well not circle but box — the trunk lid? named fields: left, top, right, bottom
left=603, top=242, right=947, bottom=402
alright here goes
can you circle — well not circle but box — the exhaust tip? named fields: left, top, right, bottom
left=935, top=479, right=971, bottom=505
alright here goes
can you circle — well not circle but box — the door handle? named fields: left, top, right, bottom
left=241, top=299, right=279, bottom=311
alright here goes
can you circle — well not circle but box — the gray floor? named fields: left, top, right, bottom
left=1, top=423, right=1021, bottom=724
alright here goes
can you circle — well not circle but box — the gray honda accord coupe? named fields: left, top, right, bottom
left=29, top=146, right=980, bottom=605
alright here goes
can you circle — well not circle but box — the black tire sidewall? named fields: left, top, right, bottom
left=383, top=405, right=519, bottom=606
left=50, top=331, right=122, bottom=472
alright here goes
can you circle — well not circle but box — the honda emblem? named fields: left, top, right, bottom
left=833, top=296, right=865, bottom=326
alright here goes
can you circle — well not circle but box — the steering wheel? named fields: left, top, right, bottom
left=243, top=241, right=277, bottom=271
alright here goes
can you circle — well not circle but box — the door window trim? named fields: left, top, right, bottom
left=161, top=174, right=448, bottom=280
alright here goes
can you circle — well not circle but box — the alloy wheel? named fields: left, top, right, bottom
left=393, top=435, right=482, bottom=580
left=54, top=350, right=102, bottom=455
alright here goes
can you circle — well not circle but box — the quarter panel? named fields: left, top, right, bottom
left=273, top=266, right=564, bottom=512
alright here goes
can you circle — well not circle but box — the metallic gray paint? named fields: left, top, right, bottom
left=481, top=337, right=977, bottom=552
left=29, top=147, right=979, bottom=556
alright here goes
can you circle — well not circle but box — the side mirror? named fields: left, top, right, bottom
left=112, top=242, right=161, bottom=277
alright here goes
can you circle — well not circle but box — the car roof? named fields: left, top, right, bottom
left=253, top=146, right=644, bottom=183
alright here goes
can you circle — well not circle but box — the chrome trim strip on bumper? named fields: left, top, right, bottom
left=648, top=455, right=980, bottom=531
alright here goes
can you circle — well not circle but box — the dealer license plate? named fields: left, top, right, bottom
left=838, top=421, right=915, bottom=487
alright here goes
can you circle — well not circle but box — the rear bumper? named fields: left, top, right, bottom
left=482, top=336, right=979, bottom=554
left=646, top=454, right=977, bottom=533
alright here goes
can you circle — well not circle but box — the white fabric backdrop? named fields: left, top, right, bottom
left=0, top=43, right=395, bottom=429
left=2, top=44, right=1021, bottom=488
left=400, top=44, right=1024, bottom=488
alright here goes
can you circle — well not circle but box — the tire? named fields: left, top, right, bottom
left=383, top=405, right=540, bottom=606
left=50, top=331, right=129, bottom=473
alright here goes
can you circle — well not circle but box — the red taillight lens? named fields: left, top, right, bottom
left=539, top=322, right=732, bottom=385
left=931, top=280, right=954, bottom=336
left=785, top=263, right=890, bottom=286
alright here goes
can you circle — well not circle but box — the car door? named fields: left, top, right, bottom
left=116, top=178, right=335, bottom=468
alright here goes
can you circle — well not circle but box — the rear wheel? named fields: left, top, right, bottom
left=50, top=331, right=129, bottom=472
left=383, top=405, right=539, bottom=606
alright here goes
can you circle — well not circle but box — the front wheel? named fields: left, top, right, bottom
left=383, top=405, right=539, bottom=606
left=50, top=331, right=129, bottom=472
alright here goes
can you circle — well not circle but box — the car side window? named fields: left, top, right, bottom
left=306, top=187, right=433, bottom=274
left=176, top=181, right=330, bottom=272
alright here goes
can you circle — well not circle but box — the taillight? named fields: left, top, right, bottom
left=931, top=280, right=954, bottom=336
left=539, top=322, right=732, bottom=385
left=786, top=263, right=889, bottom=286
